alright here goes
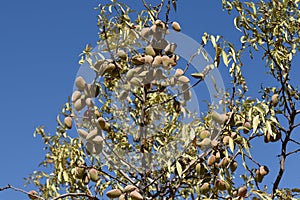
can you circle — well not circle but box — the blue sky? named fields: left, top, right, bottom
left=0, top=0, right=299, bottom=199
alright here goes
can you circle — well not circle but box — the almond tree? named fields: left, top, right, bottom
left=1, top=0, right=300, bottom=199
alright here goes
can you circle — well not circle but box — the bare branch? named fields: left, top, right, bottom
left=289, top=138, right=300, bottom=146
left=0, top=185, right=44, bottom=200
left=243, top=153, right=261, bottom=167
left=53, top=193, right=98, bottom=200
left=285, top=148, right=300, bottom=157
left=292, top=122, right=300, bottom=129
left=141, top=0, right=156, bottom=20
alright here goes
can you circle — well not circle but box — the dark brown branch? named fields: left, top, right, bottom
left=289, top=138, right=300, bottom=146
left=243, top=152, right=261, bottom=167
left=260, top=25, right=297, bottom=197
left=165, top=0, right=171, bottom=24
left=0, top=184, right=99, bottom=200
left=141, top=0, right=157, bottom=20
left=292, top=122, right=300, bottom=129
left=53, top=193, right=98, bottom=200
left=272, top=113, right=296, bottom=196
left=285, top=148, right=300, bottom=157
left=99, top=167, right=128, bottom=186
left=0, top=185, right=43, bottom=200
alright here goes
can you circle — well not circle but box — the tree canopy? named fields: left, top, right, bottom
left=1, top=0, right=300, bottom=199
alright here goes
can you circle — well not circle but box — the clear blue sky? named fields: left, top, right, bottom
left=0, top=0, right=299, bottom=199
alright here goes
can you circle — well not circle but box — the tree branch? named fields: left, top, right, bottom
left=0, top=185, right=43, bottom=200
left=289, top=138, right=300, bottom=146
left=53, top=193, right=98, bottom=200
left=141, top=0, right=156, bottom=20
left=285, top=148, right=300, bottom=157
left=0, top=184, right=99, bottom=200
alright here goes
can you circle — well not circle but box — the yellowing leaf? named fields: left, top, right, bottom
left=234, top=16, right=242, bottom=31
left=243, top=138, right=251, bottom=156
left=191, top=73, right=204, bottom=79
left=251, top=189, right=272, bottom=200
left=222, top=50, right=229, bottom=66
left=176, top=160, right=183, bottom=178
left=266, top=121, right=272, bottom=136
left=229, top=137, right=235, bottom=153
left=202, top=33, right=208, bottom=45
left=63, top=171, right=69, bottom=182
left=210, top=35, right=216, bottom=48
left=253, top=115, right=259, bottom=133
left=167, top=160, right=172, bottom=173
left=79, top=55, right=85, bottom=64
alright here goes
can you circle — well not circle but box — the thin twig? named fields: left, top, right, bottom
left=243, top=153, right=260, bottom=167
left=285, top=148, right=300, bottom=157
left=141, top=0, right=156, bottom=20
left=102, top=152, right=138, bottom=185
left=165, top=0, right=171, bottom=24
left=53, top=193, right=98, bottom=200
left=99, top=168, right=128, bottom=186
left=0, top=185, right=44, bottom=200
left=289, top=138, right=300, bottom=146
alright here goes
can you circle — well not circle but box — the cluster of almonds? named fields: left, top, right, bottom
left=195, top=127, right=265, bottom=198
left=264, top=128, right=281, bottom=143
left=255, top=165, right=269, bottom=183
left=206, top=151, right=238, bottom=171
left=72, top=19, right=188, bottom=128
left=106, top=185, right=143, bottom=200
left=211, top=111, right=230, bottom=125
left=72, top=74, right=117, bottom=155
left=93, top=59, right=123, bottom=78
left=198, top=179, right=231, bottom=192
left=74, top=166, right=100, bottom=185
left=82, top=19, right=191, bottom=118
left=198, top=130, right=238, bottom=171
left=197, top=128, right=223, bottom=151
left=121, top=20, right=191, bottom=103
left=140, top=20, right=181, bottom=39
left=77, top=128, right=103, bottom=155
left=77, top=116, right=111, bottom=155
left=198, top=181, right=247, bottom=198
left=72, top=76, right=99, bottom=112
